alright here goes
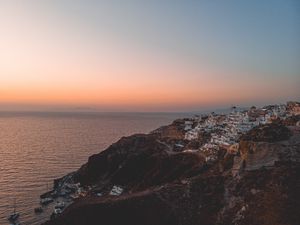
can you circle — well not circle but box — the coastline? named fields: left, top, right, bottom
left=41, top=102, right=300, bottom=225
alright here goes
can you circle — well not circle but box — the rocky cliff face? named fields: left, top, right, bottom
left=74, top=120, right=206, bottom=191
left=44, top=120, right=300, bottom=225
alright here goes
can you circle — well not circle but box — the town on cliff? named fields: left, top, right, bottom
left=183, top=101, right=299, bottom=162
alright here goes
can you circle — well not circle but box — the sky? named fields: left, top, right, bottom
left=0, top=0, right=299, bottom=112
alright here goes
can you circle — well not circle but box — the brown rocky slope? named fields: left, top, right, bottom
left=44, top=121, right=300, bottom=225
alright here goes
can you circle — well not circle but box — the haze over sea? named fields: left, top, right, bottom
left=0, top=111, right=189, bottom=225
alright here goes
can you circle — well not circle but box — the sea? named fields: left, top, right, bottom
left=0, top=111, right=190, bottom=225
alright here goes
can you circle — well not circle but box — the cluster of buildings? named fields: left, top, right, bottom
left=40, top=173, right=125, bottom=219
left=183, top=102, right=298, bottom=162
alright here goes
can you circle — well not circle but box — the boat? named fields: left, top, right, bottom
left=34, top=207, right=43, bottom=213
left=95, top=192, right=102, bottom=197
left=8, top=212, right=19, bottom=221
left=40, top=197, right=54, bottom=205
left=7, top=199, right=20, bottom=221
left=50, top=207, right=62, bottom=220
left=53, top=208, right=62, bottom=215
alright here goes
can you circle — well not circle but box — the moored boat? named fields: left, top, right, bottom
left=54, top=208, right=62, bottom=215
left=8, top=199, right=20, bottom=222
left=8, top=212, right=19, bottom=221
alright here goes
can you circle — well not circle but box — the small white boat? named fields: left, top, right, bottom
left=54, top=208, right=62, bottom=215
left=96, top=192, right=102, bottom=197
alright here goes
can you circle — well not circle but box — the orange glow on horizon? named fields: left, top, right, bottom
left=0, top=71, right=289, bottom=110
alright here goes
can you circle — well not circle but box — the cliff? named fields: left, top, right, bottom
left=43, top=116, right=300, bottom=225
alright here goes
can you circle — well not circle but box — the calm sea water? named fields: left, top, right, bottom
left=0, top=112, right=188, bottom=225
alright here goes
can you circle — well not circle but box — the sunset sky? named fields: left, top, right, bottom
left=0, top=0, right=299, bottom=112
